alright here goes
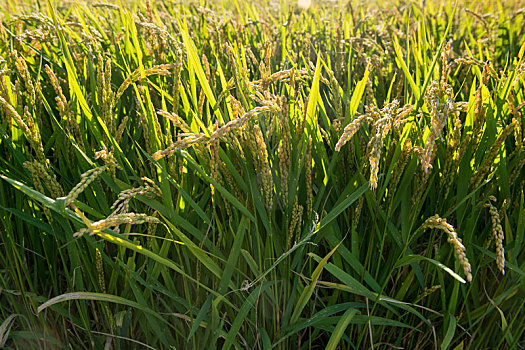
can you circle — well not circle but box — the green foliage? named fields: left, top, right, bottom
left=0, top=0, right=524, bottom=348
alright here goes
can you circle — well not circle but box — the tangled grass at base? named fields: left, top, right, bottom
left=0, top=0, right=524, bottom=348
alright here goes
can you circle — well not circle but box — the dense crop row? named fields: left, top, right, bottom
left=0, top=0, right=524, bottom=348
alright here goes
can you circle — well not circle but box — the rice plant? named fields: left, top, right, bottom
left=0, top=0, right=524, bottom=348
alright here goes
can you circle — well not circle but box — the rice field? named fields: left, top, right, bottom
left=0, top=0, right=524, bottom=348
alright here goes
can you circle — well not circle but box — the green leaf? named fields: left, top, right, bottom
left=179, top=20, right=223, bottom=125
left=395, top=254, right=467, bottom=284
left=325, top=309, right=359, bottom=350
left=222, top=281, right=274, bottom=350
left=393, top=38, right=420, bottom=101
left=441, top=313, right=456, bottom=350
left=318, top=182, right=369, bottom=232
left=306, top=52, right=323, bottom=141
left=346, top=64, right=370, bottom=124
left=38, top=292, right=170, bottom=326
left=290, top=242, right=341, bottom=324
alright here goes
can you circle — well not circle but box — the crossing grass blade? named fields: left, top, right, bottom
left=37, top=292, right=170, bottom=324
left=325, top=309, right=359, bottom=350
